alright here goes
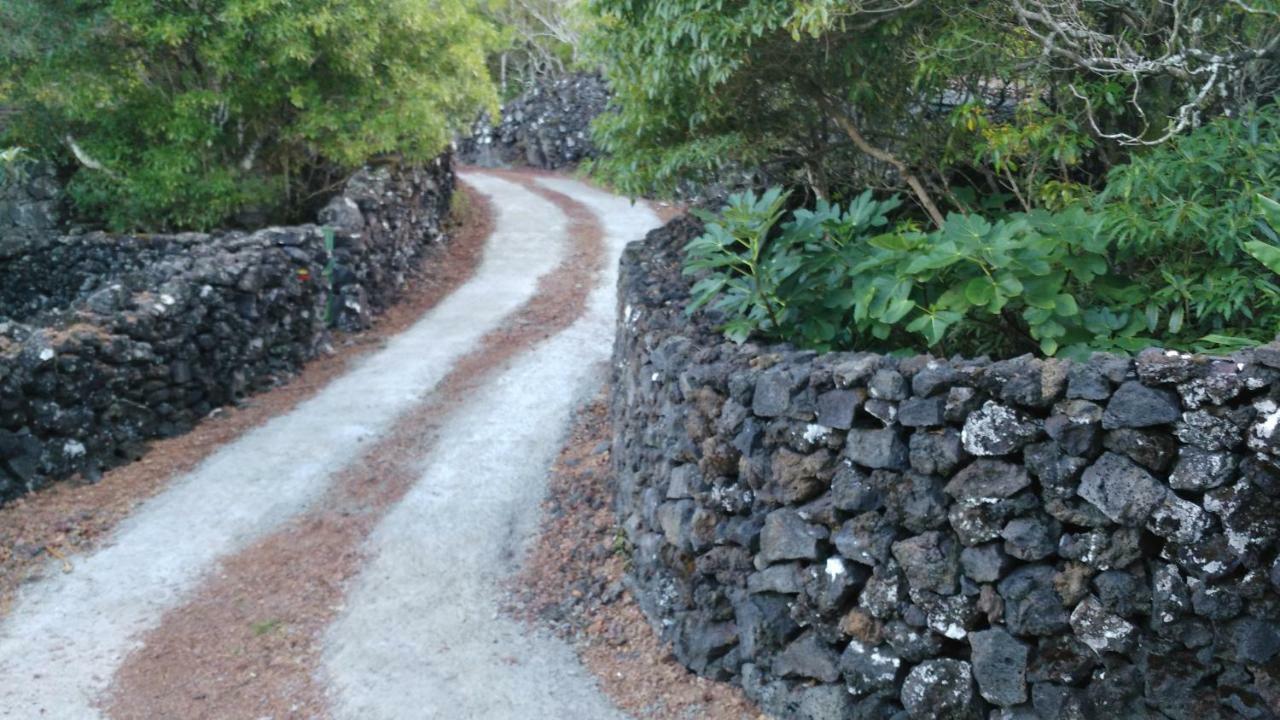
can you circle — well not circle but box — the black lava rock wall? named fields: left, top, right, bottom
left=611, top=218, right=1280, bottom=720
left=0, top=158, right=453, bottom=503
left=456, top=73, right=608, bottom=170
left=0, top=161, right=63, bottom=247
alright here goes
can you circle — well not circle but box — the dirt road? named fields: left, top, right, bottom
left=0, top=170, right=660, bottom=719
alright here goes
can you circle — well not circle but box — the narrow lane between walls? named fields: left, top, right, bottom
left=0, top=170, right=657, bottom=720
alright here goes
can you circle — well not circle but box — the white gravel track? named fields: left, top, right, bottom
left=0, top=172, right=625, bottom=719
left=319, top=174, right=661, bottom=719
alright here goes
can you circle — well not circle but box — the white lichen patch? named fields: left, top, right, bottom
left=1070, top=596, right=1134, bottom=654
left=1251, top=399, right=1280, bottom=453
left=1201, top=481, right=1257, bottom=555
left=961, top=401, right=1030, bottom=456
left=803, top=424, right=831, bottom=444
left=1066, top=531, right=1108, bottom=568
left=1146, top=494, right=1209, bottom=544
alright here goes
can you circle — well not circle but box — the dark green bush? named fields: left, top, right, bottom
left=587, top=0, right=1279, bottom=226
left=1095, top=107, right=1280, bottom=342
left=0, top=0, right=498, bottom=231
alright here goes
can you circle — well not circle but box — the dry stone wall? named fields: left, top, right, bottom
left=611, top=217, right=1280, bottom=720
left=0, top=157, right=453, bottom=503
left=456, top=73, right=608, bottom=170
left=0, top=162, right=63, bottom=245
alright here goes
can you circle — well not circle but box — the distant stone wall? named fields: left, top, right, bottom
left=456, top=73, right=608, bottom=170
left=611, top=217, right=1280, bottom=720
left=0, top=161, right=64, bottom=245
left=0, top=157, right=453, bottom=503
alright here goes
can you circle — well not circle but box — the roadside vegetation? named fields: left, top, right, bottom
left=0, top=147, right=25, bottom=185
left=3, top=0, right=1278, bottom=359
left=0, top=0, right=499, bottom=231
left=587, top=0, right=1280, bottom=357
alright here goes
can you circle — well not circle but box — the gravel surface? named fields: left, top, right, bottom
left=0, top=171, right=568, bottom=718
left=0, top=185, right=492, bottom=618
left=319, top=172, right=661, bottom=720
left=102, top=171, right=612, bottom=720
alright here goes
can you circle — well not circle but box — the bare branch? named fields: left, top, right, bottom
left=1010, top=0, right=1280, bottom=144
left=65, top=135, right=120, bottom=179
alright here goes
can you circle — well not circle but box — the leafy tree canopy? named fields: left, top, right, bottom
left=602, top=1, right=1280, bottom=357
left=586, top=0, right=1279, bottom=221
left=1, top=0, right=499, bottom=231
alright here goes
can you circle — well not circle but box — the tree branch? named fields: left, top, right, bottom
left=65, top=135, right=120, bottom=180
left=817, top=94, right=947, bottom=228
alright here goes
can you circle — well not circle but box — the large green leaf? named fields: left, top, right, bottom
left=906, top=310, right=962, bottom=346
left=1022, top=273, right=1064, bottom=310
left=867, top=231, right=921, bottom=252
left=963, top=276, right=994, bottom=306
left=1258, top=195, right=1280, bottom=229
left=903, top=240, right=963, bottom=274
left=1054, top=294, right=1080, bottom=317
left=883, top=297, right=916, bottom=324
left=1245, top=240, right=1280, bottom=276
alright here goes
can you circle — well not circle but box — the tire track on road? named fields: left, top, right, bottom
left=101, top=170, right=607, bottom=720
left=0, top=172, right=571, bottom=720
left=320, top=174, right=661, bottom=720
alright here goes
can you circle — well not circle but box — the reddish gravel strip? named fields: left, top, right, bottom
left=102, top=171, right=607, bottom=720
left=509, top=396, right=764, bottom=720
left=0, top=184, right=493, bottom=619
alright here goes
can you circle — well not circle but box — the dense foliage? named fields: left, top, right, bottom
left=687, top=110, right=1280, bottom=358
left=0, top=0, right=498, bottom=231
left=687, top=193, right=1105, bottom=357
left=1247, top=196, right=1280, bottom=276
left=584, top=0, right=1280, bottom=356
left=585, top=0, right=965, bottom=216
left=587, top=0, right=1279, bottom=221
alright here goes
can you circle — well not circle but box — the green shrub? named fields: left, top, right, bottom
left=1246, top=196, right=1280, bottom=277
left=687, top=111, right=1280, bottom=358
left=587, top=0, right=1279, bottom=226
left=1, top=0, right=498, bottom=231
left=688, top=192, right=1113, bottom=357
left=0, top=147, right=26, bottom=186
left=584, top=0, right=976, bottom=221
left=1094, top=107, right=1280, bottom=342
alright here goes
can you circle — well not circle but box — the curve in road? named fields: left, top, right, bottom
left=0, top=170, right=660, bottom=719
left=322, top=173, right=659, bottom=719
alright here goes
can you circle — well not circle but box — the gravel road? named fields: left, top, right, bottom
left=0, top=170, right=661, bottom=719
